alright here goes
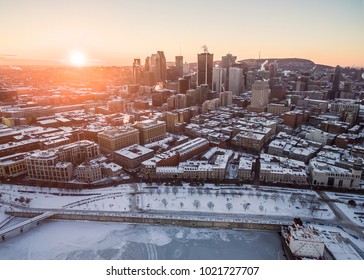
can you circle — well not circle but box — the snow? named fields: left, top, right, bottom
left=140, top=184, right=334, bottom=220
left=326, top=192, right=364, bottom=226
left=1, top=182, right=363, bottom=260
left=0, top=220, right=284, bottom=260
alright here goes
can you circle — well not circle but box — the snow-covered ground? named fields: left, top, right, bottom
left=326, top=192, right=364, bottom=226
left=140, top=184, right=334, bottom=220
left=0, top=183, right=336, bottom=222
left=0, top=183, right=134, bottom=211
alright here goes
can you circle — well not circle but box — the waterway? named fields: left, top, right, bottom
left=0, top=220, right=286, bottom=260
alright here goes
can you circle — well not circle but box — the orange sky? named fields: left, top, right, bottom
left=1, top=0, right=364, bottom=67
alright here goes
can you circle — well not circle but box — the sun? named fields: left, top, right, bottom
left=70, top=50, right=86, bottom=67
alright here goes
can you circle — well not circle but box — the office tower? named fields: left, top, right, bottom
left=330, top=65, right=342, bottom=99
left=143, top=56, right=154, bottom=86
left=269, top=61, right=278, bottom=79
left=183, top=62, right=190, bottom=75
left=132, top=58, right=142, bottom=84
left=246, top=71, right=255, bottom=90
left=196, top=84, right=210, bottom=105
left=166, top=111, right=180, bottom=131
left=175, top=56, right=183, bottom=78
left=219, top=91, right=233, bottom=107
left=250, top=80, right=270, bottom=108
left=221, top=53, right=237, bottom=69
left=221, top=53, right=237, bottom=90
left=178, top=78, right=190, bottom=94
left=212, top=66, right=226, bottom=93
left=144, top=56, right=151, bottom=72
left=186, top=89, right=198, bottom=107
left=228, top=67, right=244, bottom=95
left=197, top=51, right=213, bottom=89
left=150, top=51, right=167, bottom=83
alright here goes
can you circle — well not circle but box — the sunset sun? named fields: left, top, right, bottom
left=70, top=50, right=86, bottom=67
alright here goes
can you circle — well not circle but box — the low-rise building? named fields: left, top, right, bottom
left=98, top=126, right=140, bottom=154
left=231, top=131, right=265, bottom=152
left=0, top=153, right=28, bottom=177
left=309, top=159, right=361, bottom=189
left=237, top=156, right=254, bottom=180
left=134, top=120, right=166, bottom=144
left=114, top=144, right=154, bottom=171
left=25, top=140, right=100, bottom=182
left=74, top=162, right=102, bottom=183
left=259, top=153, right=307, bottom=185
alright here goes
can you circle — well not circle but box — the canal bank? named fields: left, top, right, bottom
left=5, top=210, right=284, bottom=232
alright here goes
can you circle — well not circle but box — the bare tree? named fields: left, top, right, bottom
left=259, top=205, right=264, bottom=212
left=205, top=189, right=211, bottom=196
left=165, top=186, right=170, bottom=195
left=248, top=192, right=254, bottom=198
left=162, top=198, right=168, bottom=207
left=207, top=201, right=214, bottom=210
left=172, top=187, right=178, bottom=195
left=193, top=200, right=201, bottom=209
left=263, top=194, right=269, bottom=200
left=197, top=188, right=203, bottom=196
left=180, top=202, right=184, bottom=208
left=215, top=190, right=219, bottom=197
left=256, top=191, right=262, bottom=199
left=157, top=188, right=162, bottom=195
left=271, top=193, right=278, bottom=201
left=226, top=202, right=233, bottom=211
left=274, top=206, right=279, bottom=212
left=243, top=203, right=250, bottom=211
left=289, top=193, right=297, bottom=203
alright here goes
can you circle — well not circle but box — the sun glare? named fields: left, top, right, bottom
left=70, top=50, right=86, bottom=67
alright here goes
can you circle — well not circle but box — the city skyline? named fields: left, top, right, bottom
left=1, top=0, right=364, bottom=67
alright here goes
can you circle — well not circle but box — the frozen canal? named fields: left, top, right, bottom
left=0, top=220, right=285, bottom=260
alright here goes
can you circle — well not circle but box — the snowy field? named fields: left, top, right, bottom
left=0, top=183, right=337, bottom=223
left=140, top=184, right=335, bottom=220
left=326, top=192, right=364, bottom=226
left=0, top=220, right=285, bottom=260
left=0, top=183, right=133, bottom=211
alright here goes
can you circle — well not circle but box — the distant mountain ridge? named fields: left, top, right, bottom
left=239, top=57, right=333, bottom=69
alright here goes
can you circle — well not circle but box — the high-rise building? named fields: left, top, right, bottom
left=228, top=67, right=244, bottom=95
left=178, top=78, right=190, bottom=94
left=212, top=66, right=226, bottom=93
left=186, top=89, right=198, bottom=107
left=269, top=62, right=278, bottom=79
left=221, top=53, right=237, bottom=90
left=132, top=58, right=142, bottom=84
left=166, top=111, right=180, bottom=131
left=219, top=91, right=233, bottom=107
left=246, top=71, right=255, bottom=90
left=151, top=51, right=167, bottom=83
left=196, top=84, right=210, bottom=105
left=250, top=80, right=270, bottom=109
left=330, top=65, right=342, bottom=99
left=220, top=53, right=237, bottom=69
left=197, top=51, right=213, bottom=89
left=144, top=56, right=151, bottom=72
left=143, top=56, right=154, bottom=86
left=175, top=56, right=183, bottom=78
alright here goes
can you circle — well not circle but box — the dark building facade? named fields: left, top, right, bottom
left=197, top=52, right=213, bottom=89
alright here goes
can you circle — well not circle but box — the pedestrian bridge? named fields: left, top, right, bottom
left=0, top=211, right=55, bottom=240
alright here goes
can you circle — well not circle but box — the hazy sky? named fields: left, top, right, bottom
left=1, top=0, right=363, bottom=67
